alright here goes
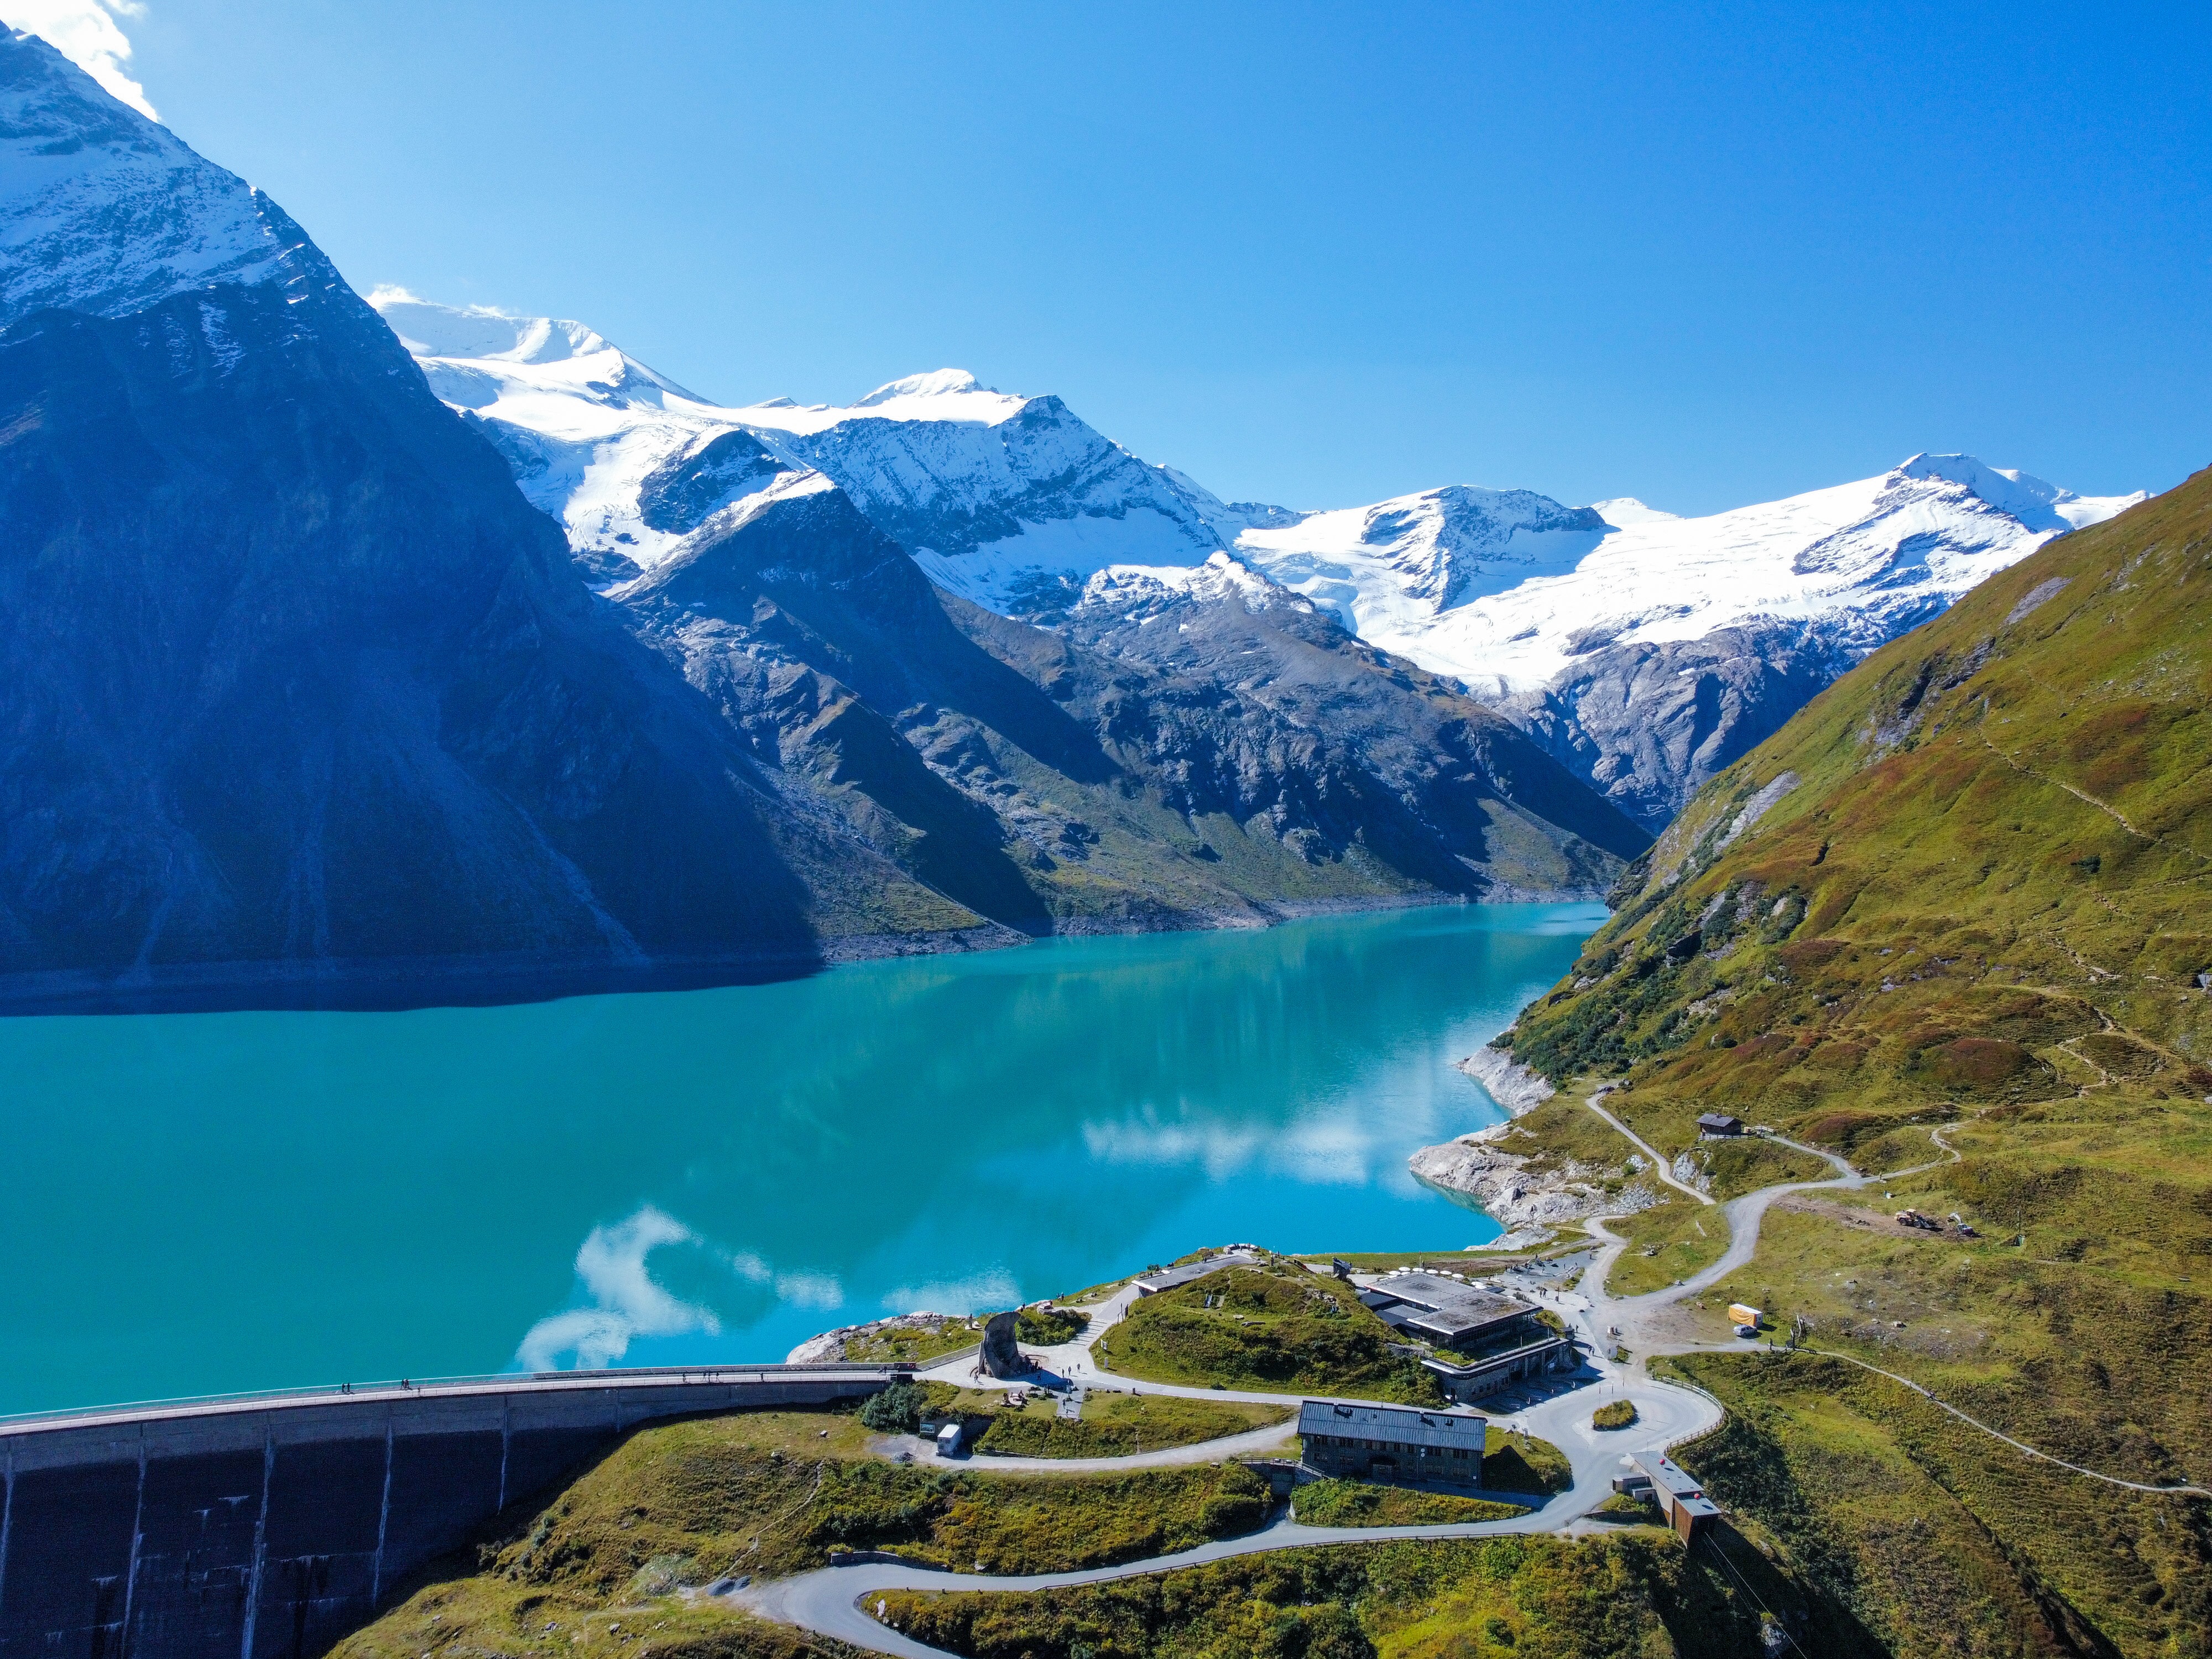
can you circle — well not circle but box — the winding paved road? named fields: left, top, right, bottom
left=1554, top=1105, right=1963, bottom=1365
left=738, top=1368, right=1715, bottom=1657
left=736, top=1118, right=2007, bottom=1656
left=737, top=1255, right=1723, bottom=1656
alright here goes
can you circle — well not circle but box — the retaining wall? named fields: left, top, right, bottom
left=0, top=1368, right=897, bottom=1659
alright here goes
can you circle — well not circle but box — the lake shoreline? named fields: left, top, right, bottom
left=0, top=888, right=1610, bottom=1018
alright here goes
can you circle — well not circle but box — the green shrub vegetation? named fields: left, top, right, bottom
left=406, top=1411, right=1271, bottom=1593
left=1097, top=1260, right=1446, bottom=1403
left=331, top=1577, right=861, bottom=1659
left=843, top=1318, right=983, bottom=1364
left=1603, top=1197, right=1731, bottom=1297
left=858, top=1379, right=928, bottom=1433
left=1668, top=1350, right=2211, bottom=1657
left=1591, top=1400, right=1637, bottom=1430
left=1291, top=1480, right=1527, bottom=1527
left=975, top=1394, right=1291, bottom=1459
left=1481, top=1426, right=1573, bottom=1495
left=877, top=1531, right=1830, bottom=1658
left=1016, top=1306, right=1089, bottom=1344
left=1589, top=1491, right=1663, bottom=1524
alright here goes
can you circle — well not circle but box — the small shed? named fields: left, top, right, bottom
left=1697, top=1113, right=1744, bottom=1137
left=1631, top=1452, right=1721, bottom=1543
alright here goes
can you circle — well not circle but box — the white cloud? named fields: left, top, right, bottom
left=1079, top=1108, right=1379, bottom=1185
left=729, top=1249, right=845, bottom=1309
left=515, top=1205, right=721, bottom=1371
left=7, top=1, right=157, bottom=119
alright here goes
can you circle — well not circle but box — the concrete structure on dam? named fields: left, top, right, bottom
left=0, top=1364, right=900, bottom=1659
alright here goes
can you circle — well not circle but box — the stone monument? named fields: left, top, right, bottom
left=980, top=1310, right=1025, bottom=1378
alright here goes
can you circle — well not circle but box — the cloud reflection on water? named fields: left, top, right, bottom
left=518, top=1206, right=844, bottom=1369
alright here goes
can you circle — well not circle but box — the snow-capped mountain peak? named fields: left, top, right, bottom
left=1074, top=550, right=1288, bottom=622
left=375, top=295, right=1228, bottom=595
left=369, top=288, right=612, bottom=365
left=367, top=289, right=2148, bottom=839
left=1401, top=453, right=2144, bottom=702
left=1896, top=451, right=2121, bottom=533
left=1588, top=497, right=1679, bottom=526
left=855, top=367, right=991, bottom=404
left=1232, top=483, right=1611, bottom=632
left=0, top=29, right=296, bottom=327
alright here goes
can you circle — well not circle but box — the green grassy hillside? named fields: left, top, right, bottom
left=1495, top=467, right=2212, bottom=1655
left=1507, top=466, right=2211, bottom=1124
left=1096, top=1259, right=1446, bottom=1403
left=338, top=1407, right=1276, bottom=1659
left=877, top=1532, right=1832, bottom=1659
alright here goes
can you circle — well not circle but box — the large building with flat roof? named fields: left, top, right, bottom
left=1354, top=1269, right=1578, bottom=1400
left=1357, top=1271, right=1539, bottom=1350
left=1298, top=1399, right=1488, bottom=1486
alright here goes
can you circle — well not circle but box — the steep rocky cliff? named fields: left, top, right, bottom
left=0, top=31, right=974, bottom=1006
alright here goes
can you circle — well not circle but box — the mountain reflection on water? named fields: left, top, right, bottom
left=0, top=902, right=1602, bottom=1413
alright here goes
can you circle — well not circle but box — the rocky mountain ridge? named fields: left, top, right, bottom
left=379, top=294, right=2144, bottom=833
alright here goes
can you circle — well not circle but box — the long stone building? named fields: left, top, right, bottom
left=1297, top=1399, right=1488, bottom=1486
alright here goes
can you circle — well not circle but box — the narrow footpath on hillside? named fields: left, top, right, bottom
left=1583, top=1092, right=1715, bottom=1206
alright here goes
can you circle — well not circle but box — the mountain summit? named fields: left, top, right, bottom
left=0, top=30, right=291, bottom=325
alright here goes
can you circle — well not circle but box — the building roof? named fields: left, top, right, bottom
left=1632, top=1452, right=1715, bottom=1505
left=1297, top=1399, right=1488, bottom=1450
left=1359, top=1271, right=1536, bottom=1344
left=1698, top=1113, right=1743, bottom=1130
left=1131, top=1249, right=1260, bottom=1295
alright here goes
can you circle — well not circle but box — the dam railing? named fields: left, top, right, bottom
left=0, top=1358, right=913, bottom=1434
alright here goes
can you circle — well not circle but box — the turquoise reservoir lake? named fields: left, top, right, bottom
left=0, top=902, right=1601, bottom=1415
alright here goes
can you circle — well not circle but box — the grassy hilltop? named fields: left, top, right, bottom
left=1496, top=467, right=2212, bottom=1654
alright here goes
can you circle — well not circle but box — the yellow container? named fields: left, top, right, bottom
left=1728, top=1303, right=1764, bottom=1328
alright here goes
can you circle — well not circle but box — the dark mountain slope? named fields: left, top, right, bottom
left=0, top=34, right=973, bottom=1006
left=1488, top=469, right=2212, bottom=1655
left=1499, top=620, right=1858, bottom=833
left=617, top=486, right=1647, bottom=930
left=1058, top=559, right=1648, bottom=886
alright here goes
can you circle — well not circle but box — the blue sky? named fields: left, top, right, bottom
left=49, top=0, right=2212, bottom=514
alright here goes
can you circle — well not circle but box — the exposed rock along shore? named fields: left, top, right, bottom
left=784, top=1312, right=983, bottom=1365
left=1408, top=1130, right=1620, bottom=1243
left=1454, top=1046, right=1556, bottom=1115
left=1411, top=1053, right=1658, bottom=1244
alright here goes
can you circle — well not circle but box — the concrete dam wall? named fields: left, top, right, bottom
left=0, top=1366, right=899, bottom=1659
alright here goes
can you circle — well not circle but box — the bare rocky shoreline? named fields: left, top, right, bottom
left=1408, top=1047, right=1658, bottom=1246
